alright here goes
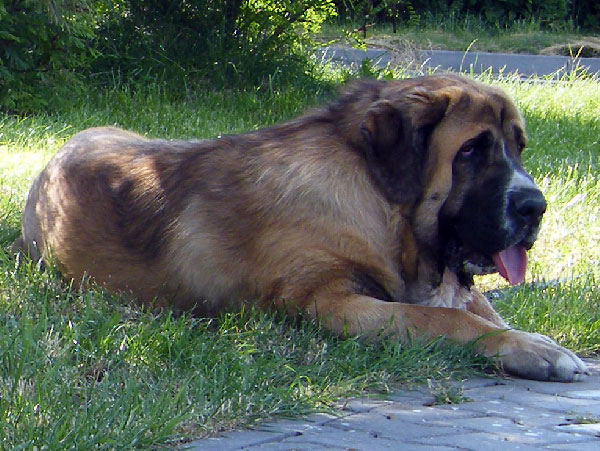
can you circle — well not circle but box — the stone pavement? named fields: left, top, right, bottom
left=186, top=359, right=600, bottom=450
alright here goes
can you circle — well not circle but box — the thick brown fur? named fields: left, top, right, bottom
left=14, top=74, right=588, bottom=382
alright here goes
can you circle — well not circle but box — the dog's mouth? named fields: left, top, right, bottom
left=490, top=245, right=528, bottom=285
left=462, top=245, right=527, bottom=285
left=447, top=239, right=534, bottom=286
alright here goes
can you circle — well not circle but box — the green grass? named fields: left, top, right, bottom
left=0, top=70, right=599, bottom=447
left=0, top=252, right=487, bottom=447
left=319, top=16, right=597, bottom=55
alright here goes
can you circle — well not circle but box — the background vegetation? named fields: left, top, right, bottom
left=1, top=0, right=599, bottom=113
left=335, top=0, right=600, bottom=32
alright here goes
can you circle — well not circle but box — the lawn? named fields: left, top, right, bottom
left=0, top=69, right=599, bottom=447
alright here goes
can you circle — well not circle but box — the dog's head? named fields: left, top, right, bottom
left=348, top=75, right=545, bottom=286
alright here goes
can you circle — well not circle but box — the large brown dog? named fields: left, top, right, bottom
left=14, top=74, right=588, bottom=382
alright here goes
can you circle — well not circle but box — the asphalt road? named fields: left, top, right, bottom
left=316, top=47, right=600, bottom=77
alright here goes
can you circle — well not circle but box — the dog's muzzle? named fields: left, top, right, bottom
left=509, top=187, right=547, bottom=229
left=507, top=187, right=547, bottom=248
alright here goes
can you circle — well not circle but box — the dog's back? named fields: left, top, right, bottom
left=15, top=120, right=397, bottom=313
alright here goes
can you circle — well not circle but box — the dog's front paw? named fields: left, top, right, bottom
left=494, top=330, right=589, bottom=382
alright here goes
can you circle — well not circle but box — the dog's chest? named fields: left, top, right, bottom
left=412, top=270, right=473, bottom=310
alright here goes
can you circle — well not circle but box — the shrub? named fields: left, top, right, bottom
left=91, top=0, right=337, bottom=89
left=334, top=0, right=597, bottom=31
left=0, top=1, right=337, bottom=113
left=0, top=0, right=97, bottom=112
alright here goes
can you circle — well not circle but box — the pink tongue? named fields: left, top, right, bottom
left=492, top=245, right=527, bottom=286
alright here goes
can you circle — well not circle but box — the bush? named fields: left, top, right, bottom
left=334, top=0, right=597, bottom=31
left=0, top=0, right=97, bottom=112
left=0, top=1, right=337, bottom=113
left=569, top=0, right=600, bottom=30
left=91, top=0, right=337, bottom=89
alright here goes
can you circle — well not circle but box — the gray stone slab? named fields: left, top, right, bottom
left=507, top=374, right=600, bottom=399
left=335, top=397, right=394, bottom=413
left=410, top=428, right=590, bottom=448
left=327, top=410, right=467, bottom=440
left=497, top=391, right=600, bottom=416
left=254, top=437, right=456, bottom=450
left=547, top=441, right=600, bottom=450
left=554, top=422, right=600, bottom=437
left=437, top=399, right=581, bottom=428
left=459, top=377, right=504, bottom=390
left=462, top=382, right=530, bottom=401
left=253, top=413, right=342, bottom=434
left=376, top=403, right=482, bottom=423
left=184, top=429, right=293, bottom=451
left=384, top=389, right=433, bottom=406
left=410, top=432, right=549, bottom=450
left=457, top=403, right=572, bottom=428
left=437, top=398, right=524, bottom=415
left=451, top=415, right=532, bottom=433
left=275, top=428, right=400, bottom=450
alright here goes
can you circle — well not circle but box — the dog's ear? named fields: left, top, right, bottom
left=360, top=86, right=451, bottom=204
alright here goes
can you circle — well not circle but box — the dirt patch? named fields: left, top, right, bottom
left=541, top=38, right=600, bottom=57
left=365, top=37, right=421, bottom=66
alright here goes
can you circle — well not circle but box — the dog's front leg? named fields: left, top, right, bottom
left=304, top=289, right=589, bottom=382
left=466, top=289, right=509, bottom=328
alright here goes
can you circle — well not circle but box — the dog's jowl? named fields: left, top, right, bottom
left=13, top=75, right=589, bottom=382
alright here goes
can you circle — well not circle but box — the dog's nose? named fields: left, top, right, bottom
left=510, top=188, right=547, bottom=225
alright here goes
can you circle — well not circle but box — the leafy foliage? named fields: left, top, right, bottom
left=0, top=0, right=97, bottom=112
left=0, top=0, right=336, bottom=113
left=82, top=0, right=338, bottom=89
left=334, top=0, right=597, bottom=32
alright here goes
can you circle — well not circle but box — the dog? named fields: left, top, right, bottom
left=13, top=74, right=589, bottom=382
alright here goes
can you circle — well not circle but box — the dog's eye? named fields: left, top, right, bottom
left=459, top=143, right=476, bottom=157
left=458, top=131, right=493, bottom=159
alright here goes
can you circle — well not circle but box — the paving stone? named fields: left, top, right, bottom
left=462, top=383, right=532, bottom=401
left=561, top=390, right=600, bottom=401
left=553, top=423, right=600, bottom=437
left=451, top=415, right=532, bottom=433
left=437, top=398, right=526, bottom=416
left=185, top=429, right=292, bottom=451
left=254, top=421, right=328, bottom=435
left=497, top=391, right=600, bottom=416
left=459, top=377, right=505, bottom=390
left=410, top=429, right=590, bottom=449
left=276, top=428, right=400, bottom=450
left=409, top=431, right=549, bottom=450
left=276, top=438, right=456, bottom=451
left=508, top=377, right=600, bottom=399
left=376, top=403, right=482, bottom=423
left=249, top=437, right=455, bottom=450
left=326, top=410, right=467, bottom=440
left=336, top=398, right=393, bottom=413
left=296, top=413, right=341, bottom=426
left=253, top=413, right=342, bottom=434
left=383, top=389, right=432, bottom=405
left=452, top=403, right=572, bottom=428
left=546, top=442, right=600, bottom=450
